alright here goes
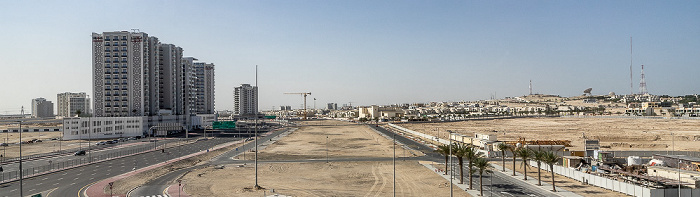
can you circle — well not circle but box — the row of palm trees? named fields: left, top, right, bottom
left=496, top=142, right=561, bottom=192
left=435, top=143, right=493, bottom=196
left=436, top=142, right=562, bottom=195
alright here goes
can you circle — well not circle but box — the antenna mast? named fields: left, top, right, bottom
left=529, top=80, right=532, bottom=95
left=639, top=65, right=648, bottom=95
left=630, top=37, right=634, bottom=95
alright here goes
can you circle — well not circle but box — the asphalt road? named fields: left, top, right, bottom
left=1, top=138, right=179, bottom=177
left=0, top=137, right=235, bottom=197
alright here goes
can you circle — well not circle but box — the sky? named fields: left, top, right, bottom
left=0, top=1, right=699, bottom=114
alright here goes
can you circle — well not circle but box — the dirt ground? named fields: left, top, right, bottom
left=499, top=160, right=628, bottom=197
left=182, top=120, right=464, bottom=197
left=0, top=132, right=88, bottom=158
left=400, top=117, right=700, bottom=151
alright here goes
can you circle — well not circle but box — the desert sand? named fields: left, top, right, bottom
left=182, top=120, right=464, bottom=197
left=400, top=117, right=700, bottom=151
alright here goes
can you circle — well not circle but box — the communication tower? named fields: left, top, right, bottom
left=639, top=65, right=648, bottom=95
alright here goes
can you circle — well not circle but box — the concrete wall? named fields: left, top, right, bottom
left=528, top=160, right=700, bottom=197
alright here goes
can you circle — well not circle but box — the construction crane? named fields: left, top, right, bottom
left=284, top=92, right=312, bottom=119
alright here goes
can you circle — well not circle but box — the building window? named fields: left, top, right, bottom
left=122, top=47, right=127, bottom=51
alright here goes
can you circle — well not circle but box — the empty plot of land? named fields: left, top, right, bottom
left=400, top=117, right=700, bottom=151
left=182, top=120, right=462, bottom=197
left=0, top=132, right=89, bottom=158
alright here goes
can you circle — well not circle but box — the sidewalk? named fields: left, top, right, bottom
left=165, top=183, right=190, bottom=197
left=421, top=162, right=582, bottom=197
left=85, top=139, right=244, bottom=197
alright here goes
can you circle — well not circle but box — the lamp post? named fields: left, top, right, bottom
left=17, top=121, right=23, bottom=197
left=490, top=171, right=493, bottom=197
left=673, top=133, right=680, bottom=195
left=254, top=65, right=260, bottom=189
left=393, top=133, right=396, bottom=197
left=326, top=135, right=329, bottom=163
left=448, top=130, right=453, bottom=197
left=88, top=116, right=91, bottom=163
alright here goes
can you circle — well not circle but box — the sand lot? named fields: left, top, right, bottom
left=400, top=117, right=700, bottom=151
left=182, top=120, right=464, bottom=197
left=0, top=132, right=88, bottom=158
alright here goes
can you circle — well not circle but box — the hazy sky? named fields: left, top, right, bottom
left=1, top=1, right=699, bottom=114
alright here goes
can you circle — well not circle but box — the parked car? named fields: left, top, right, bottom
left=74, top=150, right=86, bottom=156
left=111, top=140, right=119, bottom=144
left=96, top=141, right=106, bottom=145
left=106, top=140, right=115, bottom=144
left=0, top=143, right=8, bottom=146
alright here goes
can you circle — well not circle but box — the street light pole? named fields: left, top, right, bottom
left=674, top=133, right=680, bottom=195
left=393, top=133, right=396, bottom=197
left=326, top=135, right=329, bottom=163
left=490, top=171, right=493, bottom=197
left=254, top=65, right=260, bottom=189
left=88, top=116, right=91, bottom=162
left=448, top=130, right=453, bottom=197
left=18, top=121, right=23, bottom=197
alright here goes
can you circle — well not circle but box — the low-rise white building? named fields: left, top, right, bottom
left=62, top=117, right=144, bottom=140
left=62, top=115, right=192, bottom=140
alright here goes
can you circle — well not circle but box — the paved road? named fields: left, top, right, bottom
left=370, top=124, right=550, bottom=197
left=1, top=138, right=181, bottom=178
left=0, top=137, right=235, bottom=197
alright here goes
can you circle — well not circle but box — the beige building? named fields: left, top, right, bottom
left=358, top=105, right=404, bottom=120
left=57, top=92, right=90, bottom=117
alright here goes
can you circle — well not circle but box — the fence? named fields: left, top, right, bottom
left=562, top=115, right=700, bottom=120
left=528, top=160, right=700, bottom=197
left=0, top=142, right=167, bottom=184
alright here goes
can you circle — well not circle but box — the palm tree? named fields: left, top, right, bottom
left=434, top=144, right=451, bottom=175
left=496, top=143, right=510, bottom=172
left=464, top=145, right=483, bottom=190
left=515, top=148, right=534, bottom=180
left=474, top=157, right=493, bottom=197
left=451, top=143, right=468, bottom=184
left=533, top=150, right=547, bottom=186
left=542, top=151, right=561, bottom=192
left=509, top=145, right=518, bottom=176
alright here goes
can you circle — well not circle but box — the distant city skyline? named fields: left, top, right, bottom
left=1, top=1, right=699, bottom=114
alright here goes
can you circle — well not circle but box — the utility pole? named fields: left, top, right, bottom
left=448, top=130, right=453, bottom=197
left=18, top=121, right=23, bottom=197
left=254, top=65, right=261, bottom=189
left=393, top=133, right=396, bottom=197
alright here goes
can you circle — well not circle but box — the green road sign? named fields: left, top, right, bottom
left=212, top=121, right=236, bottom=129
left=31, top=194, right=41, bottom=197
left=264, top=115, right=277, bottom=119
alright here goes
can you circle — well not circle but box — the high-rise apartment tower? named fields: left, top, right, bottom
left=234, top=84, right=258, bottom=115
